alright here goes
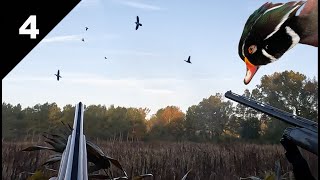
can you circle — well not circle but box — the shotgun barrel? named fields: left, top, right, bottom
left=225, top=90, right=318, bottom=155
left=52, top=102, right=88, bottom=180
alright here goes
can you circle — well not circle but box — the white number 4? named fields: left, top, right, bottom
left=19, top=15, right=39, bottom=39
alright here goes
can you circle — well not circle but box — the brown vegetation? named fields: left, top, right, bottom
left=2, top=140, right=318, bottom=180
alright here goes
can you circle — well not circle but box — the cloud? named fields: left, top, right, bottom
left=4, top=73, right=244, bottom=102
left=101, top=34, right=121, bottom=40
left=65, top=77, right=140, bottom=87
left=3, top=73, right=236, bottom=88
left=42, top=35, right=81, bottom=43
left=3, top=76, right=53, bottom=82
left=116, top=0, right=163, bottom=11
left=143, top=88, right=174, bottom=94
left=2, top=72, right=246, bottom=118
left=103, top=49, right=158, bottom=56
left=197, top=77, right=235, bottom=82
left=3, top=73, right=178, bottom=95
left=78, top=0, right=101, bottom=8
left=61, top=74, right=182, bottom=92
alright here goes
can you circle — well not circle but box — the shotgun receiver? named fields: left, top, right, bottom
left=224, top=90, right=318, bottom=156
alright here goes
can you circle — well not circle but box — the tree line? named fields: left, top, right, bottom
left=2, top=71, right=318, bottom=143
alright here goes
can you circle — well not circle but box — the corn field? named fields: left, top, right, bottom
left=2, top=140, right=318, bottom=180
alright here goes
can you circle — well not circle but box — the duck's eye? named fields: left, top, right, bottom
left=248, top=45, right=257, bottom=54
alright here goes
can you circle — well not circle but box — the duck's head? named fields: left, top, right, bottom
left=238, top=1, right=305, bottom=85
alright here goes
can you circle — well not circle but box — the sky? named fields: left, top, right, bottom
left=2, top=0, right=318, bottom=117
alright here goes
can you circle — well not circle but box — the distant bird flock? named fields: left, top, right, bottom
left=56, top=0, right=319, bottom=83
left=56, top=16, right=192, bottom=81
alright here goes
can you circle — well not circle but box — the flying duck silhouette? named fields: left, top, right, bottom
left=238, top=0, right=318, bottom=85
left=82, top=38, right=85, bottom=42
left=104, top=57, right=107, bottom=60
left=85, top=27, right=88, bottom=31
left=135, top=16, right=142, bottom=30
left=54, top=70, right=62, bottom=81
left=184, top=56, right=191, bottom=64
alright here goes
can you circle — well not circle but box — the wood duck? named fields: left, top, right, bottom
left=238, top=0, right=318, bottom=85
left=184, top=56, right=191, bottom=63
left=55, top=70, right=62, bottom=81
left=135, top=16, right=142, bottom=30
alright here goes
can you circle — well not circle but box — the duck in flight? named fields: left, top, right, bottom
left=82, top=38, right=85, bottom=42
left=135, top=16, right=142, bottom=30
left=184, top=56, right=191, bottom=64
left=55, top=70, right=62, bottom=81
left=85, top=27, right=88, bottom=31
left=104, top=57, right=107, bottom=60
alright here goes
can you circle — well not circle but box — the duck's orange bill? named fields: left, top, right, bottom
left=244, top=57, right=259, bottom=85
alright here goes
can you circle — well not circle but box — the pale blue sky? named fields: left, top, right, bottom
left=2, top=0, right=318, bottom=117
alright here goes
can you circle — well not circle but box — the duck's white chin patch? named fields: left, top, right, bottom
left=262, top=49, right=277, bottom=62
